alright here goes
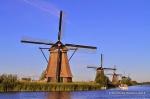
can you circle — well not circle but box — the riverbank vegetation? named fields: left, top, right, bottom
left=121, top=76, right=138, bottom=86
left=0, top=74, right=102, bottom=92
left=137, top=82, right=150, bottom=85
left=0, top=74, right=18, bottom=92
left=0, top=74, right=139, bottom=92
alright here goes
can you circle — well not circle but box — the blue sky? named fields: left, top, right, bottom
left=0, top=0, right=149, bottom=82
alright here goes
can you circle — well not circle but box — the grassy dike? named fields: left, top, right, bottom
left=0, top=82, right=102, bottom=92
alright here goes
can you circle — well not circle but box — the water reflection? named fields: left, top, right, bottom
left=0, top=85, right=150, bottom=99
left=47, top=92, right=71, bottom=99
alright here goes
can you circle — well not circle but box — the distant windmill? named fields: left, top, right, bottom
left=106, top=67, right=122, bottom=85
left=87, top=54, right=116, bottom=82
left=21, top=10, right=97, bottom=83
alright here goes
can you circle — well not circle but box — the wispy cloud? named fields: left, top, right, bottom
left=23, top=0, right=60, bottom=17
left=22, top=0, right=71, bottom=41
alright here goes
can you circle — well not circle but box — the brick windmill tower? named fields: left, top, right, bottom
left=21, top=11, right=97, bottom=83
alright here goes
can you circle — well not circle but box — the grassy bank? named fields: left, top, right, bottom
left=0, top=82, right=102, bottom=92
left=0, top=74, right=103, bottom=92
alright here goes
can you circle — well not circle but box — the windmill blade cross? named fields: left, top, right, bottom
left=65, top=43, right=97, bottom=49
left=58, top=10, right=63, bottom=41
left=103, top=68, right=116, bottom=70
left=39, top=47, right=50, bottom=50
left=87, top=66, right=97, bottom=69
left=106, top=73, right=122, bottom=76
left=21, top=39, right=54, bottom=45
left=106, top=74, right=113, bottom=75
left=100, top=54, right=103, bottom=67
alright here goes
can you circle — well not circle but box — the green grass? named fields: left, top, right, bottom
left=0, top=81, right=102, bottom=92
left=0, top=74, right=103, bottom=92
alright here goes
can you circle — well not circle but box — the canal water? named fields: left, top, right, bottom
left=0, top=85, right=150, bottom=99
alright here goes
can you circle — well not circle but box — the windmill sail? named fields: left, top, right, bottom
left=58, top=10, right=63, bottom=41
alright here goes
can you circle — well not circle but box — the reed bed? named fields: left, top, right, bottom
left=0, top=81, right=102, bottom=92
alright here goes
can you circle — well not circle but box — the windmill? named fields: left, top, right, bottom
left=87, top=54, right=116, bottom=82
left=106, top=68, right=122, bottom=85
left=21, top=10, right=97, bottom=83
